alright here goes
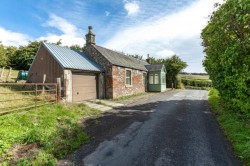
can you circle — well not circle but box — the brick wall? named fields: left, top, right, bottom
left=84, top=45, right=146, bottom=99
left=112, top=66, right=146, bottom=98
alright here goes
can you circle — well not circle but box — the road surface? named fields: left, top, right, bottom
left=70, top=90, right=241, bottom=166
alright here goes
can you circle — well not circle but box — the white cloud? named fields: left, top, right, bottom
left=0, top=27, right=30, bottom=46
left=105, top=0, right=224, bottom=72
left=105, top=11, right=110, bottom=16
left=40, top=14, right=84, bottom=46
left=38, top=34, right=84, bottom=46
left=124, top=1, right=140, bottom=16
left=0, top=14, right=84, bottom=47
left=155, top=49, right=176, bottom=59
left=44, top=14, right=78, bottom=35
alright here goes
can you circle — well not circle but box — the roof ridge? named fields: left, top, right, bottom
left=94, top=45, right=147, bottom=63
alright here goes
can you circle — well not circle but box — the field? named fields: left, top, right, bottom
left=179, top=74, right=210, bottom=80
left=179, top=74, right=212, bottom=90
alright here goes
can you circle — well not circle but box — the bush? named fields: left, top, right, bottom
left=202, top=0, right=250, bottom=117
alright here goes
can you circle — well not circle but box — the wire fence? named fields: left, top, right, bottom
left=0, top=83, right=59, bottom=115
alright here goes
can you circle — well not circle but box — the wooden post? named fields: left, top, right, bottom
left=6, top=67, right=12, bottom=82
left=0, top=67, right=5, bottom=80
left=172, top=82, right=174, bottom=90
left=35, top=84, right=38, bottom=109
left=42, top=74, right=46, bottom=94
left=15, top=70, right=21, bottom=83
left=56, top=78, right=61, bottom=103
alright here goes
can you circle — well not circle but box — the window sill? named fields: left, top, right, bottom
left=125, top=84, right=133, bottom=87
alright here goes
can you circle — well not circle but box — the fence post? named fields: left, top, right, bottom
left=35, top=84, right=38, bottom=109
left=42, top=74, right=46, bottom=94
left=0, top=67, right=5, bottom=80
left=6, top=67, right=12, bottom=82
left=56, top=78, right=61, bottom=103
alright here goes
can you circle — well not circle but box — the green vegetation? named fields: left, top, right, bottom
left=208, top=89, right=250, bottom=165
left=0, top=104, right=101, bottom=165
left=179, top=74, right=212, bottom=90
left=151, top=55, right=187, bottom=88
left=202, top=0, right=250, bottom=116
left=111, top=92, right=146, bottom=101
left=0, top=40, right=82, bottom=70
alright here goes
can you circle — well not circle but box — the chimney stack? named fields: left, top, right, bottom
left=146, top=54, right=151, bottom=64
left=85, top=26, right=96, bottom=45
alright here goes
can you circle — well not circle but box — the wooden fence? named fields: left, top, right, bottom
left=0, top=83, right=60, bottom=115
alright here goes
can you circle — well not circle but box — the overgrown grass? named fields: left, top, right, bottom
left=0, top=103, right=101, bottom=165
left=208, top=88, right=250, bottom=165
left=0, top=86, right=55, bottom=114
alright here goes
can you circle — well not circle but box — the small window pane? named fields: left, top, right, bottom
left=154, top=74, right=159, bottom=84
left=149, top=74, right=154, bottom=84
left=126, top=70, right=132, bottom=85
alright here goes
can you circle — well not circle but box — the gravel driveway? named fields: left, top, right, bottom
left=60, top=90, right=241, bottom=166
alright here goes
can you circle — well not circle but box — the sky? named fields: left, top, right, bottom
left=0, top=0, right=222, bottom=73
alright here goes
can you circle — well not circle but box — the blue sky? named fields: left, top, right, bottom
left=0, top=0, right=222, bottom=73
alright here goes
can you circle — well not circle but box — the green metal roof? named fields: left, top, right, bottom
left=42, top=42, right=103, bottom=72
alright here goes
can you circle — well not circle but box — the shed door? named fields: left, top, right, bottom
left=72, top=73, right=97, bottom=102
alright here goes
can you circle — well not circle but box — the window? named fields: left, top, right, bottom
left=143, top=73, right=147, bottom=85
left=126, top=70, right=132, bottom=85
left=149, top=73, right=161, bottom=84
left=149, top=74, right=154, bottom=84
left=154, top=74, right=159, bottom=84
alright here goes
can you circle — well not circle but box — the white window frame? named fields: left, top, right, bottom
left=149, top=74, right=154, bottom=84
left=125, top=69, right=132, bottom=86
left=154, top=73, right=159, bottom=84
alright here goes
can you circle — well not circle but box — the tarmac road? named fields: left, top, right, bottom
left=71, top=90, right=241, bottom=166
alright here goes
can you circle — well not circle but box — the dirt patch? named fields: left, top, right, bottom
left=5, top=143, right=39, bottom=164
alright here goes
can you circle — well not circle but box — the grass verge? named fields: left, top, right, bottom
left=208, top=88, right=250, bottom=165
left=111, top=92, right=147, bottom=101
left=0, top=103, right=101, bottom=165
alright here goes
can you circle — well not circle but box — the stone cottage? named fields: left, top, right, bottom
left=27, top=26, right=166, bottom=102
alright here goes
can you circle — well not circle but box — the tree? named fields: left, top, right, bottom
left=129, top=54, right=143, bottom=60
left=151, top=55, right=187, bottom=88
left=202, top=0, right=250, bottom=115
left=56, top=39, right=62, bottom=46
left=70, top=45, right=83, bottom=51
left=0, top=42, right=8, bottom=67
left=9, top=41, right=40, bottom=70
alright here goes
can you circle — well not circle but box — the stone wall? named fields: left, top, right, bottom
left=83, top=45, right=113, bottom=98
left=112, top=66, right=146, bottom=98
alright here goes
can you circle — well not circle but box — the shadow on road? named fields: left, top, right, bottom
left=66, top=99, right=239, bottom=166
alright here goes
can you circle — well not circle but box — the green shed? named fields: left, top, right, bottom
left=145, top=64, right=166, bottom=92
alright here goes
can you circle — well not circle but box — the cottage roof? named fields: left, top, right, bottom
left=93, top=45, right=148, bottom=71
left=145, top=64, right=165, bottom=72
left=42, top=42, right=103, bottom=72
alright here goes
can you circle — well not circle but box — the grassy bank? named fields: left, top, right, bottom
left=208, top=89, right=250, bottom=165
left=0, top=104, right=101, bottom=165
